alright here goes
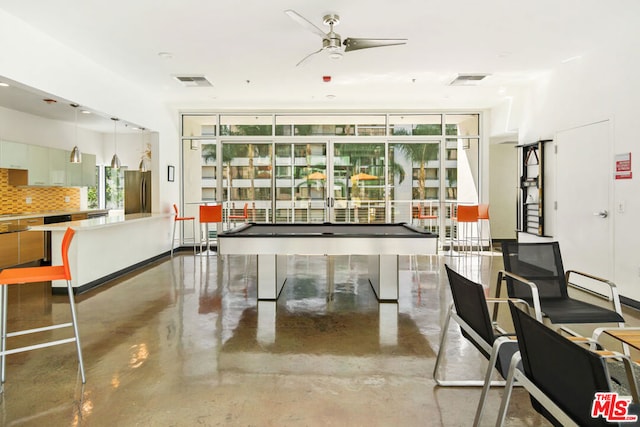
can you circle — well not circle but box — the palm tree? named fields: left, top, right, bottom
left=393, top=143, right=439, bottom=200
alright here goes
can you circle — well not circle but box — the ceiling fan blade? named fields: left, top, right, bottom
left=285, top=9, right=327, bottom=39
left=343, top=38, right=407, bottom=52
left=296, top=48, right=324, bottom=67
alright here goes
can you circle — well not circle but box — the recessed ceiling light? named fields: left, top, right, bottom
left=0, top=82, right=9, bottom=87
left=326, top=94, right=336, bottom=99
left=158, top=52, right=173, bottom=59
left=81, top=109, right=91, bottom=114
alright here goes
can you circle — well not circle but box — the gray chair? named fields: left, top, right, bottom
left=434, top=265, right=524, bottom=426
left=496, top=241, right=624, bottom=326
left=497, top=301, right=640, bottom=426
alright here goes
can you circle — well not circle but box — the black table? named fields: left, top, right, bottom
left=218, top=222, right=438, bottom=301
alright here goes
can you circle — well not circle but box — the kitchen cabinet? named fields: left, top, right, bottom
left=4, top=142, right=97, bottom=187
left=0, top=140, right=28, bottom=169
left=28, top=145, right=50, bottom=185
left=48, top=148, right=67, bottom=186
left=18, top=217, right=44, bottom=264
left=0, top=220, right=20, bottom=268
left=82, top=153, right=96, bottom=186
left=67, top=152, right=96, bottom=186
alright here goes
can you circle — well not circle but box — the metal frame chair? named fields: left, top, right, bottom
left=0, top=227, right=85, bottom=391
left=497, top=301, right=639, bottom=426
left=434, top=265, right=525, bottom=426
left=199, top=204, right=223, bottom=255
left=228, top=202, right=249, bottom=229
left=451, top=204, right=480, bottom=254
left=171, top=203, right=196, bottom=256
left=496, top=241, right=624, bottom=326
left=413, top=201, right=438, bottom=233
left=477, top=203, right=492, bottom=250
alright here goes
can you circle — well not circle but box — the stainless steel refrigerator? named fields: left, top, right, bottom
left=124, top=170, right=152, bottom=214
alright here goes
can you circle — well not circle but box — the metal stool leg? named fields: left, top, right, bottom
left=67, top=280, right=86, bottom=384
left=171, top=219, right=178, bottom=257
left=1, top=285, right=7, bottom=384
left=192, top=220, right=197, bottom=255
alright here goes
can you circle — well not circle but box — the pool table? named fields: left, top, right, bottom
left=217, top=222, right=438, bottom=301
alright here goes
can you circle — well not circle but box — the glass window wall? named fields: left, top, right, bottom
left=179, top=112, right=481, bottom=249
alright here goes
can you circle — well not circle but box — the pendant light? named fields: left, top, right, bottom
left=138, top=127, right=148, bottom=172
left=69, top=103, right=82, bottom=163
left=110, top=117, right=121, bottom=169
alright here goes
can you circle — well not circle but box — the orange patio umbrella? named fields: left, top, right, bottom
left=307, top=171, right=326, bottom=180
left=350, top=172, right=378, bottom=182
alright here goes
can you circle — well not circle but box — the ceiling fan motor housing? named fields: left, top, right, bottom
left=322, top=33, right=342, bottom=50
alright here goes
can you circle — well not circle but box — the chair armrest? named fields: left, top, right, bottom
left=485, top=298, right=532, bottom=335
left=566, top=269, right=623, bottom=317
left=496, top=271, right=543, bottom=322
left=596, top=351, right=640, bottom=403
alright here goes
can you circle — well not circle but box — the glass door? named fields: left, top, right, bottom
left=274, top=142, right=327, bottom=223
left=330, top=142, right=385, bottom=223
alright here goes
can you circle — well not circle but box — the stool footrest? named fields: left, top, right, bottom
left=1, top=337, right=77, bottom=357
left=6, top=322, right=73, bottom=338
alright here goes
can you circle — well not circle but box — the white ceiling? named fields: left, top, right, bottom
left=0, top=0, right=639, bottom=129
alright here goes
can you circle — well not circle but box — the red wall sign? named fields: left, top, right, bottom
left=615, top=152, right=632, bottom=180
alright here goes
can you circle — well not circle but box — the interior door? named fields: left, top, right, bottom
left=555, top=120, right=613, bottom=289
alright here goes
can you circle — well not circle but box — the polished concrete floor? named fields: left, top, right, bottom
left=1, top=250, right=639, bottom=426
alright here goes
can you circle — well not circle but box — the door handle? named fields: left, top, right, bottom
left=593, top=210, right=608, bottom=218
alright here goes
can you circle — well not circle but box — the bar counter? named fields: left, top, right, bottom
left=32, top=213, right=173, bottom=293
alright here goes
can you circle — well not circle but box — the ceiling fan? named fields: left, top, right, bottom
left=284, top=9, right=407, bottom=66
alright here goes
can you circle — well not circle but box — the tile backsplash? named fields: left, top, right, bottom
left=0, top=169, right=80, bottom=214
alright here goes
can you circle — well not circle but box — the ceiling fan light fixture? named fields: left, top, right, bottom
left=329, top=50, right=343, bottom=60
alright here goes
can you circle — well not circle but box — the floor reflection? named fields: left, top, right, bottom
left=0, top=251, right=572, bottom=426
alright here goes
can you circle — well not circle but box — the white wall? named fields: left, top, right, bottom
left=514, top=36, right=640, bottom=301
left=0, top=105, right=105, bottom=162
left=0, top=9, right=179, bottom=214
left=488, top=142, right=517, bottom=240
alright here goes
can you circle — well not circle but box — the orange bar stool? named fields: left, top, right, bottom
left=414, top=202, right=438, bottom=233
left=171, top=204, right=196, bottom=257
left=199, top=204, right=223, bottom=256
left=228, top=202, right=249, bottom=229
left=477, top=204, right=492, bottom=251
left=453, top=204, right=480, bottom=254
left=0, top=227, right=85, bottom=389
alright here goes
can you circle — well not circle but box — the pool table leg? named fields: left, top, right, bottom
left=368, top=255, right=399, bottom=301
left=256, top=254, right=288, bottom=300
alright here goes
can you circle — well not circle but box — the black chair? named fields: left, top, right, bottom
left=496, top=241, right=624, bottom=326
left=434, top=265, right=524, bottom=426
left=497, top=301, right=639, bottom=426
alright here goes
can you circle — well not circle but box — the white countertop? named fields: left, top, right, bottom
left=0, top=209, right=109, bottom=222
left=31, top=213, right=172, bottom=231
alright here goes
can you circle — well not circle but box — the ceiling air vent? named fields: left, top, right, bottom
left=173, top=75, right=213, bottom=87
left=449, top=74, right=490, bottom=86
